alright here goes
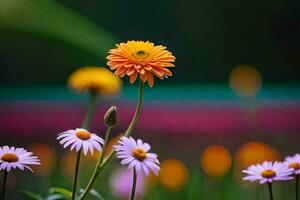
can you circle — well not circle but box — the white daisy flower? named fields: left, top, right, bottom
left=0, top=146, right=40, bottom=172
left=242, top=161, right=294, bottom=184
left=57, top=128, right=104, bottom=156
left=114, top=137, right=160, bottom=176
left=284, top=153, right=300, bottom=174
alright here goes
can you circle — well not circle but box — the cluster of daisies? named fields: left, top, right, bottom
left=0, top=130, right=160, bottom=198
left=243, top=154, right=300, bottom=184
left=57, top=128, right=160, bottom=176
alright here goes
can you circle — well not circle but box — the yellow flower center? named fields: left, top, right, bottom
left=1, top=153, right=19, bottom=162
left=76, top=130, right=91, bottom=140
left=289, top=162, right=300, bottom=170
left=261, top=169, right=276, bottom=178
left=133, top=50, right=149, bottom=59
left=132, top=148, right=147, bottom=161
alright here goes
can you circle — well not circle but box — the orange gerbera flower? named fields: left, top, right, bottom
left=107, top=40, right=175, bottom=87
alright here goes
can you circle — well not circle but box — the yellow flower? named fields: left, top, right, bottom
left=201, top=145, right=232, bottom=178
left=107, top=41, right=175, bottom=87
left=158, top=159, right=188, bottom=191
left=68, top=66, right=122, bottom=96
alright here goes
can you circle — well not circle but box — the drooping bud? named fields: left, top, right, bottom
left=104, top=106, right=118, bottom=127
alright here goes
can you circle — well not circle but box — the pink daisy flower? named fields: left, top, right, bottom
left=242, top=161, right=294, bottom=184
left=57, top=128, right=104, bottom=156
left=284, top=153, right=300, bottom=174
left=114, top=137, right=160, bottom=176
left=0, top=146, right=40, bottom=172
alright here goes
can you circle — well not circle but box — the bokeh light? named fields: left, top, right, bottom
left=201, top=145, right=232, bottom=178
left=109, top=168, right=147, bottom=199
left=105, top=133, right=123, bottom=157
left=158, top=159, right=189, bottom=191
left=234, top=141, right=281, bottom=171
left=28, top=143, right=56, bottom=176
left=229, top=65, right=262, bottom=97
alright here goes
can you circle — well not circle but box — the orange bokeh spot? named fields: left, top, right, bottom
left=229, top=65, right=262, bottom=97
left=158, top=159, right=189, bottom=191
left=28, top=143, right=56, bottom=176
left=104, top=133, right=123, bottom=157
left=235, top=141, right=281, bottom=171
left=201, top=145, right=232, bottom=178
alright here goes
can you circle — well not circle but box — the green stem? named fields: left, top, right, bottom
left=79, top=80, right=144, bottom=200
left=81, top=91, right=97, bottom=129
left=1, top=171, right=7, bottom=200
left=72, top=149, right=82, bottom=200
left=78, top=126, right=112, bottom=200
left=267, top=183, right=273, bottom=200
left=296, top=174, right=299, bottom=200
left=125, top=79, right=144, bottom=137
left=130, top=168, right=137, bottom=200
left=71, top=91, right=97, bottom=199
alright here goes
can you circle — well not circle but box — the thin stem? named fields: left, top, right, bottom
left=71, top=91, right=97, bottom=199
left=72, top=149, right=82, bottom=200
left=267, top=183, right=273, bottom=200
left=296, top=174, right=299, bottom=200
left=99, top=127, right=112, bottom=165
left=78, top=127, right=112, bottom=200
left=130, top=168, right=137, bottom=200
left=1, top=171, right=7, bottom=200
left=79, top=80, right=144, bottom=200
left=81, top=91, right=97, bottom=129
left=125, top=79, right=144, bottom=137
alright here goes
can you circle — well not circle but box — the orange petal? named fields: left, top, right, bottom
left=147, top=72, right=154, bottom=87
left=114, top=67, right=127, bottom=76
left=126, top=68, right=136, bottom=76
left=144, top=65, right=152, bottom=71
left=134, top=64, right=142, bottom=69
left=160, top=68, right=172, bottom=76
left=138, top=68, right=146, bottom=75
left=140, top=72, right=147, bottom=82
left=129, top=71, right=138, bottom=84
left=151, top=68, right=164, bottom=78
left=124, top=63, right=134, bottom=68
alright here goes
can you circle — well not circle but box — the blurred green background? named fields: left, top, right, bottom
left=1, top=0, right=300, bottom=200
left=0, top=0, right=300, bottom=86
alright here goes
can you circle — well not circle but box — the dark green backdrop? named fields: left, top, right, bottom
left=0, top=0, right=299, bottom=86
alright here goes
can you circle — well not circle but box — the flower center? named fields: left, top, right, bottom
left=1, top=153, right=19, bottom=162
left=289, top=162, right=300, bottom=170
left=261, top=169, right=276, bottom=178
left=133, top=50, right=149, bottom=59
left=76, top=130, right=91, bottom=140
left=132, top=148, right=147, bottom=161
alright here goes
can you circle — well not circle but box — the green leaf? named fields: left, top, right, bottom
left=0, top=0, right=118, bottom=58
left=89, top=189, right=105, bottom=200
left=49, top=187, right=72, bottom=198
left=78, top=188, right=105, bottom=200
left=20, top=190, right=43, bottom=200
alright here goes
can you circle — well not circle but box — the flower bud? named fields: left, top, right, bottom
left=104, top=106, right=118, bottom=127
